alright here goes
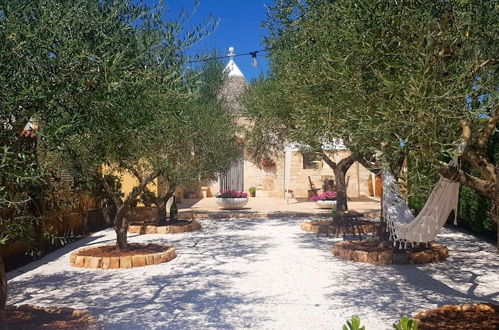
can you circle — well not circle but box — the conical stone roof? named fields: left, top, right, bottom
left=219, top=50, right=249, bottom=115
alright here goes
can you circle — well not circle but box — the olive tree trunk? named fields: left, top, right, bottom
left=322, top=153, right=357, bottom=213
left=0, top=256, right=7, bottom=329
left=332, top=167, right=348, bottom=213
left=158, top=200, right=167, bottom=226
left=104, top=176, right=156, bottom=251
left=114, top=204, right=129, bottom=251
left=157, top=186, right=176, bottom=226
left=104, top=171, right=158, bottom=251
left=493, top=165, right=499, bottom=249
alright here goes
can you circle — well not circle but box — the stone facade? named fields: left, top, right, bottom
left=203, top=148, right=373, bottom=199
left=160, top=53, right=375, bottom=200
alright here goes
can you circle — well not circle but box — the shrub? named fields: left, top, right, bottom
left=342, top=315, right=365, bottom=330
left=393, top=316, right=418, bottom=330
left=310, top=191, right=337, bottom=201
left=459, top=186, right=496, bottom=235
left=216, top=190, right=248, bottom=198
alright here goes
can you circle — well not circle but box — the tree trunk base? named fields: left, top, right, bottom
left=115, top=217, right=129, bottom=251
left=0, top=256, right=7, bottom=330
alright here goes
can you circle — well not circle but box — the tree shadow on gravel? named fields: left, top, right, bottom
left=8, top=218, right=278, bottom=329
left=319, top=228, right=499, bottom=320
left=7, top=233, right=108, bottom=281
left=8, top=267, right=270, bottom=329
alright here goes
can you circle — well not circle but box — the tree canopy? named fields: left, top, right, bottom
left=246, top=0, right=498, bottom=223
left=0, top=0, right=239, bottom=320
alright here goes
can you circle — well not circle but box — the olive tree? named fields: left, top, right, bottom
left=137, top=59, right=240, bottom=225
left=243, top=0, right=382, bottom=213
left=258, top=0, right=498, bottom=239
left=0, top=0, right=218, bottom=323
left=48, top=4, right=219, bottom=251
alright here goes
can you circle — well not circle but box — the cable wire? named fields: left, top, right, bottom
left=186, top=49, right=270, bottom=63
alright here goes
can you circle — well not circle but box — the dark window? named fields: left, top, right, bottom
left=303, top=153, right=320, bottom=169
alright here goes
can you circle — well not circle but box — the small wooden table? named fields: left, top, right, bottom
left=317, top=215, right=374, bottom=240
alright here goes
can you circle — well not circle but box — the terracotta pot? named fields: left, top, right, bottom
left=215, top=197, right=249, bottom=210
left=368, top=175, right=383, bottom=197
left=315, top=200, right=337, bottom=210
left=261, top=157, right=275, bottom=167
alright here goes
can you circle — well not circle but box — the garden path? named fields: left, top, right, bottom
left=7, top=217, right=499, bottom=329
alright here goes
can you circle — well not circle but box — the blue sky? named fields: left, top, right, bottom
left=163, top=0, right=272, bottom=81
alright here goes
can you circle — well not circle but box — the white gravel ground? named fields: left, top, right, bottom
left=7, top=217, right=499, bottom=330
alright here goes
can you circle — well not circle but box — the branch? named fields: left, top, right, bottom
left=161, top=185, right=176, bottom=203
left=440, top=165, right=494, bottom=199
left=124, top=171, right=159, bottom=207
left=338, top=154, right=357, bottom=172
left=477, top=108, right=498, bottom=150
left=321, top=153, right=337, bottom=171
left=123, top=163, right=144, bottom=183
left=460, top=119, right=471, bottom=146
left=354, top=153, right=382, bottom=175
left=462, top=148, right=496, bottom=182
left=472, top=59, right=498, bottom=74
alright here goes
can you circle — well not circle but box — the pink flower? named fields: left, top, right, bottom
left=216, top=190, right=248, bottom=198
left=310, top=191, right=337, bottom=201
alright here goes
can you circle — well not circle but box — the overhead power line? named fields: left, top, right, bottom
left=186, top=48, right=270, bottom=65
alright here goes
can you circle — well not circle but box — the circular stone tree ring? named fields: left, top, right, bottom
left=332, top=240, right=448, bottom=264
left=128, top=220, right=201, bottom=234
left=301, top=219, right=375, bottom=234
left=413, top=303, right=499, bottom=329
left=70, top=243, right=176, bottom=269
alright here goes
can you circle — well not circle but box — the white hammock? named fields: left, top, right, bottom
left=382, top=169, right=460, bottom=248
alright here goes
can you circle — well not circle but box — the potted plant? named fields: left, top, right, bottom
left=215, top=190, right=249, bottom=209
left=261, top=157, right=275, bottom=167
left=248, top=187, right=256, bottom=197
left=311, top=191, right=337, bottom=209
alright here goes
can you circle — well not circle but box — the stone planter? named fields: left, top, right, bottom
left=332, top=241, right=449, bottom=265
left=70, top=244, right=176, bottom=269
left=216, top=197, right=248, bottom=210
left=315, top=200, right=337, bottom=209
left=128, top=220, right=202, bottom=234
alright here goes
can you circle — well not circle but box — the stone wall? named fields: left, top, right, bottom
left=204, top=149, right=372, bottom=198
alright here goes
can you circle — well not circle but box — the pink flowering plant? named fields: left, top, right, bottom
left=310, top=191, right=337, bottom=201
left=216, top=190, right=248, bottom=199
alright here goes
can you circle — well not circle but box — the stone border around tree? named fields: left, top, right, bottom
left=301, top=220, right=375, bottom=234
left=128, top=220, right=201, bottom=235
left=70, top=245, right=176, bottom=269
left=413, top=303, right=499, bottom=329
left=6, top=304, right=101, bottom=329
left=332, top=241, right=448, bottom=264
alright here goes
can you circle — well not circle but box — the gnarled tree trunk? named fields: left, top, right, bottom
left=104, top=170, right=159, bottom=251
left=114, top=205, right=129, bottom=251
left=157, top=186, right=176, bottom=226
left=158, top=200, right=167, bottom=226
left=332, top=167, right=348, bottom=213
left=322, top=153, right=357, bottom=213
left=493, top=165, right=499, bottom=249
left=0, top=256, right=7, bottom=329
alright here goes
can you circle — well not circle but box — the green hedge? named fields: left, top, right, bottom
left=458, top=186, right=496, bottom=234
left=409, top=177, right=496, bottom=238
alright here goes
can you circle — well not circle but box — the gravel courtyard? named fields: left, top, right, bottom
left=7, top=217, right=499, bottom=329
